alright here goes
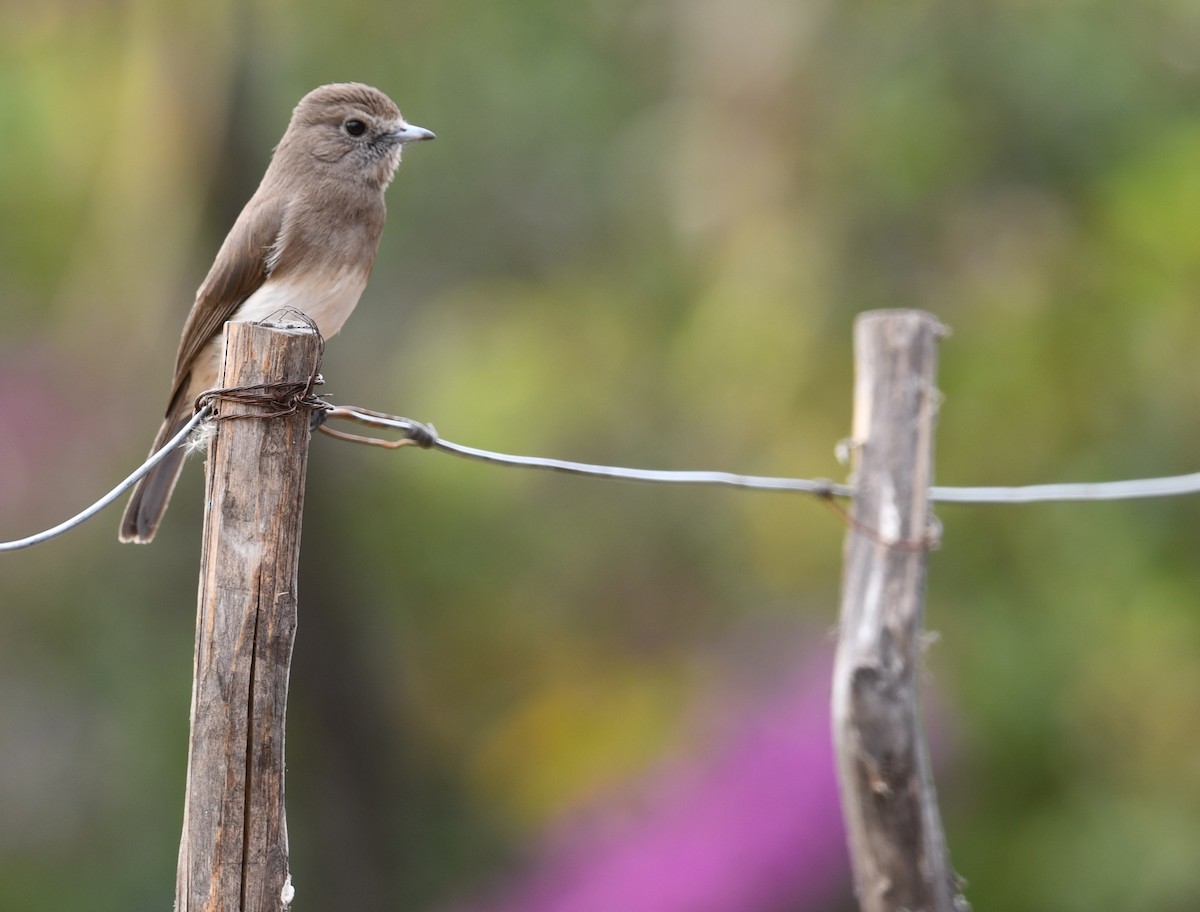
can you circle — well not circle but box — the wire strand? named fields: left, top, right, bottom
left=319, top=407, right=1200, bottom=503
left=434, top=436, right=851, bottom=496
left=6, top=403, right=1200, bottom=554
left=930, top=474, right=1200, bottom=502
left=0, top=405, right=213, bottom=552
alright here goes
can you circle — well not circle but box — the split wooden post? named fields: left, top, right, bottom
left=176, top=320, right=321, bottom=912
left=832, top=310, right=967, bottom=912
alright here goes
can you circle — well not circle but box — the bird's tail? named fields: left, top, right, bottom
left=118, top=402, right=194, bottom=544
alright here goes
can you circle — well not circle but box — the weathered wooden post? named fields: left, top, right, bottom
left=832, top=310, right=967, bottom=912
left=176, top=320, right=320, bottom=912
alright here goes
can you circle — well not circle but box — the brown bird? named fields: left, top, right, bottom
left=119, top=83, right=433, bottom=543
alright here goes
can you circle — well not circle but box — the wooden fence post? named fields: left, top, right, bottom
left=175, top=320, right=321, bottom=912
left=832, top=310, right=967, bottom=912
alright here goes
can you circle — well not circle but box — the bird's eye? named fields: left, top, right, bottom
left=343, top=119, right=367, bottom=137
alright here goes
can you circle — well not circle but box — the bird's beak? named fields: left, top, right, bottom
left=391, top=123, right=436, bottom=143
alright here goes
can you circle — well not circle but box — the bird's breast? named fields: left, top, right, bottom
left=231, top=266, right=371, bottom=339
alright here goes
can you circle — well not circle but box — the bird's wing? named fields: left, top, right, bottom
left=167, top=193, right=288, bottom=408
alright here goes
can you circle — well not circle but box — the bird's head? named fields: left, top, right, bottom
left=282, top=82, right=434, bottom=189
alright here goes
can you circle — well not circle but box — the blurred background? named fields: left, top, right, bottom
left=3, top=0, right=1200, bottom=909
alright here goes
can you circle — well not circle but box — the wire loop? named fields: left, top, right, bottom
left=196, top=380, right=330, bottom=421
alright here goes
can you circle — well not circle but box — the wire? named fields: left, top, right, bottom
left=434, top=437, right=852, bottom=496
left=6, top=402, right=1200, bottom=553
left=319, top=407, right=1200, bottom=504
left=930, top=474, right=1200, bottom=502
left=317, top=408, right=850, bottom=495
left=0, top=405, right=213, bottom=552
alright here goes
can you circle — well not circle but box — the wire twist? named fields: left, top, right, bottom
left=196, top=380, right=331, bottom=421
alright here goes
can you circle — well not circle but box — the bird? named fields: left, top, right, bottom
left=119, top=82, right=433, bottom=543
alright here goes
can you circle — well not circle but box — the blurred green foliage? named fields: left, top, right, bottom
left=3, top=0, right=1200, bottom=909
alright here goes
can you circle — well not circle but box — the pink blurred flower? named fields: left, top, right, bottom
left=450, top=652, right=848, bottom=912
